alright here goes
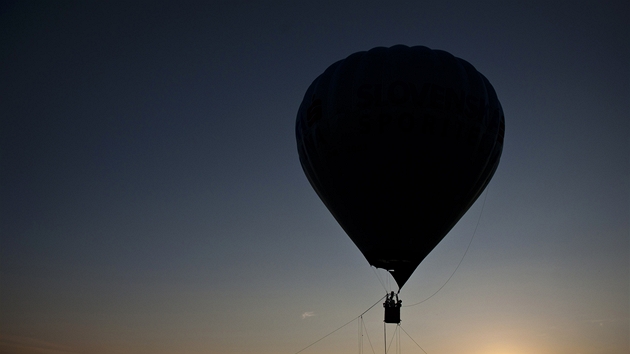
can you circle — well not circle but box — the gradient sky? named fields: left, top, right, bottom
left=1, top=1, right=628, bottom=354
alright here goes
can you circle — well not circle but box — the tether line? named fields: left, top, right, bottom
left=385, top=324, right=399, bottom=354
left=405, top=188, right=489, bottom=307
left=294, top=294, right=387, bottom=354
left=399, top=325, right=428, bottom=354
left=361, top=315, right=377, bottom=354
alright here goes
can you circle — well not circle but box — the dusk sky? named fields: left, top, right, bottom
left=1, top=1, right=628, bottom=354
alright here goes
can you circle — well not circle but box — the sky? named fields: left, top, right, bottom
left=0, top=1, right=628, bottom=354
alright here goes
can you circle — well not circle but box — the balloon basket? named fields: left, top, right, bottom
left=383, top=292, right=401, bottom=324
left=384, top=306, right=400, bottom=324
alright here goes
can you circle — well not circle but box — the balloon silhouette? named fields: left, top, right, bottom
left=296, top=45, right=504, bottom=289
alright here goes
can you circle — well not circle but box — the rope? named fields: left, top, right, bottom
left=404, top=188, right=489, bottom=307
left=383, top=322, right=386, bottom=354
left=358, top=316, right=362, bottom=354
left=361, top=316, right=377, bottom=354
left=385, top=324, right=399, bottom=354
left=399, top=325, right=428, bottom=354
left=397, top=323, right=401, bottom=354
left=293, top=295, right=387, bottom=354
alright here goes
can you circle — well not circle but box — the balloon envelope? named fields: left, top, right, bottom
left=296, top=45, right=504, bottom=289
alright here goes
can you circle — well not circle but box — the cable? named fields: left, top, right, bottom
left=358, top=316, right=362, bottom=354
left=361, top=315, right=377, bottom=354
left=293, top=295, right=387, bottom=354
left=404, top=189, right=489, bottom=307
left=399, top=325, right=428, bottom=354
left=385, top=324, right=399, bottom=354
left=397, top=324, right=401, bottom=354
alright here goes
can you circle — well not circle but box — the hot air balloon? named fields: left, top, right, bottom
left=296, top=45, right=504, bottom=291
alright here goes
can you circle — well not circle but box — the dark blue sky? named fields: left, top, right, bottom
left=1, top=1, right=628, bottom=353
